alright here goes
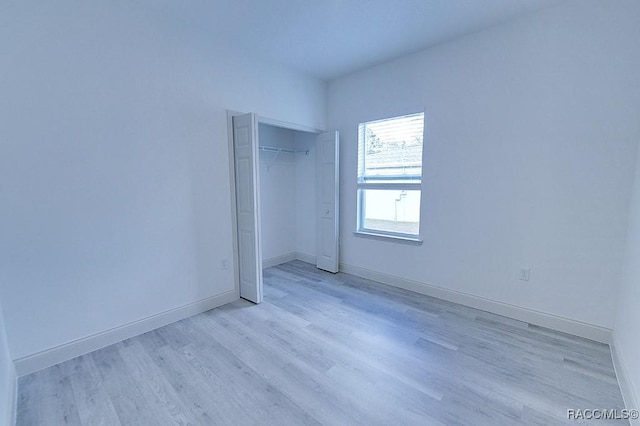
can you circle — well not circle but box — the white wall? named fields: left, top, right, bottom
left=0, top=298, right=15, bottom=426
left=328, top=0, right=640, bottom=329
left=0, top=1, right=326, bottom=361
left=614, top=145, right=640, bottom=411
left=259, top=124, right=297, bottom=262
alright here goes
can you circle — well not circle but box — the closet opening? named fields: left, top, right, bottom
left=258, top=123, right=318, bottom=270
left=228, top=112, right=339, bottom=304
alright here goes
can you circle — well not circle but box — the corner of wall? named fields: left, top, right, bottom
left=296, top=252, right=316, bottom=265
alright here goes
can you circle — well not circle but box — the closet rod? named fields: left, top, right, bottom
left=259, top=145, right=309, bottom=155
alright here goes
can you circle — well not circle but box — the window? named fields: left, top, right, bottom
left=356, top=112, right=424, bottom=241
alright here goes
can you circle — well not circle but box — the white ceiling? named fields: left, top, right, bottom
left=141, top=0, right=563, bottom=81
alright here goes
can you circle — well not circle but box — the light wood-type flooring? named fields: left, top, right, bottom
left=17, top=261, right=626, bottom=425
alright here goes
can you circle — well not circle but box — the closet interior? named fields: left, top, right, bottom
left=258, top=123, right=317, bottom=268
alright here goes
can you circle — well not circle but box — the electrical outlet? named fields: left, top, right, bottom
left=519, top=268, right=531, bottom=281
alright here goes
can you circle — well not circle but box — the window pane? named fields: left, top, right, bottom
left=360, top=189, right=421, bottom=236
left=358, top=113, right=424, bottom=181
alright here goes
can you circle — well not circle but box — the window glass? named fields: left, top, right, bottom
left=359, top=189, right=421, bottom=236
left=357, top=112, right=424, bottom=239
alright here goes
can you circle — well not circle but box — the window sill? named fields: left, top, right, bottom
left=353, top=230, right=423, bottom=245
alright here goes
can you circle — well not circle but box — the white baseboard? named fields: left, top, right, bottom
left=339, top=262, right=612, bottom=344
left=611, top=334, right=639, bottom=423
left=262, top=252, right=316, bottom=269
left=263, top=253, right=298, bottom=269
left=295, top=252, right=316, bottom=265
left=14, top=290, right=238, bottom=377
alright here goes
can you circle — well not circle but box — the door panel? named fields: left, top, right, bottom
left=316, top=131, right=339, bottom=273
left=321, top=218, right=334, bottom=256
left=233, top=113, right=263, bottom=303
left=322, top=163, right=334, bottom=206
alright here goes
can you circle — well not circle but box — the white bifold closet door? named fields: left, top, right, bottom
left=316, top=131, right=339, bottom=273
left=232, top=113, right=263, bottom=303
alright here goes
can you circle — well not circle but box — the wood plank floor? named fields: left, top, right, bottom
left=17, top=261, right=626, bottom=425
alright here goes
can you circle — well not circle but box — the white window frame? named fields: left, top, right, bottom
left=355, top=112, right=425, bottom=243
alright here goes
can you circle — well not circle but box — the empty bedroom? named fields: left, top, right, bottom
left=1, top=0, right=640, bottom=425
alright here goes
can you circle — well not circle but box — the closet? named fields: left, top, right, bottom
left=258, top=123, right=317, bottom=268
left=230, top=112, right=339, bottom=304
